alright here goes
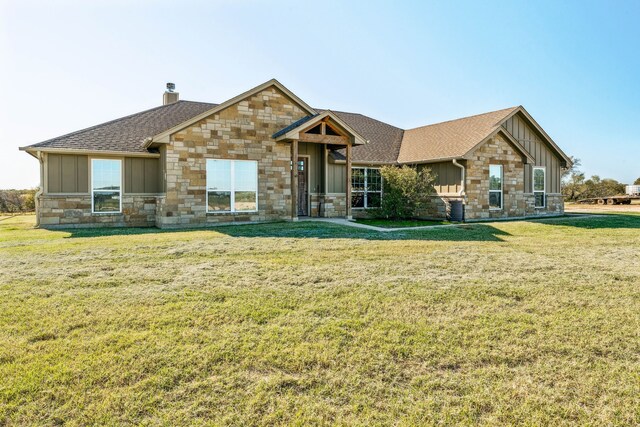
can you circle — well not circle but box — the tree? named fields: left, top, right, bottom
left=0, top=189, right=37, bottom=213
left=561, top=156, right=581, bottom=182
left=561, top=172, right=586, bottom=201
left=634, top=177, right=640, bottom=185
left=579, top=176, right=625, bottom=199
left=376, top=165, right=436, bottom=219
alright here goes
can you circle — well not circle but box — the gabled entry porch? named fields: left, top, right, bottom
left=273, top=111, right=368, bottom=221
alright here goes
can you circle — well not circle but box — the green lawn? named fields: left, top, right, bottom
left=355, top=218, right=450, bottom=228
left=1, top=214, right=639, bottom=426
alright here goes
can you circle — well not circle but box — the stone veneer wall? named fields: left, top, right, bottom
left=318, top=194, right=347, bottom=218
left=523, top=193, right=564, bottom=216
left=157, top=86, right=308, bottom=228
left=464, top=134, right=564, bottom=220
left=38, top=194, right=158, bottom=228
left=464, top=134, right=526, bottom=220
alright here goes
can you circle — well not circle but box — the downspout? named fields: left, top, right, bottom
left=35, top=151, right=44, bottom=227
left=452, top=159, right=465, bottom=196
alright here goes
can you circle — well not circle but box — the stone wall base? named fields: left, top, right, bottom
left=38, top=194, right=158, bottom=228
left=318, top=193, right=347, bottom=218
left=37, top=192, right=565, bottom=228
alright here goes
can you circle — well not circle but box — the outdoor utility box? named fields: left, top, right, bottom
left=448, top=200, right=465, bottom=222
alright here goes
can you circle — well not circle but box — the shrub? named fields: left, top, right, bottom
left=375, top=165, right=435, bottom=219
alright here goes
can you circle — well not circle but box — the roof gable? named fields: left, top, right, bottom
left=272, top=111, right=368, bottom=145
left=149, top=79, right=317, bottom=144
left=504, top=107, right=572, bottom=167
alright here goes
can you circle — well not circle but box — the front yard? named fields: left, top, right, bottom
left=1, top=214, right=639, bottom=425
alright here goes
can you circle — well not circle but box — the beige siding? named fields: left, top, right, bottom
left=502, top=113, right=562, bottom=193
left=327, top=162, right=346, bottom=193
left=47, top=154, right=88, bottom=193
left=124, top=158, right=161, bottom=194
left=420, top=161, right=462, bottom=194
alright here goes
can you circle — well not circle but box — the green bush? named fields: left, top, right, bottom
left=374, top=165, right=435, bottom=219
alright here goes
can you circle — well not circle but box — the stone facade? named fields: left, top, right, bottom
left=317, top=194, right=347, bottom=218
left=38, top=194, right=158, bottom=228
left=464, top=134, right=526, bottom=220
left=156, top=87, right=308, bottom=228
left=462, top=134, right=563, bottom=220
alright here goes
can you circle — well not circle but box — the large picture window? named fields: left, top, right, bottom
left=351, top=167, right=382, bottom=208
left=533, top=167, right=546, bottom=208
left=489, top=164, right=502, bottom=210
left=92, top=159, right=121, bottom=213
left=206, top=159, right=258, bottom=213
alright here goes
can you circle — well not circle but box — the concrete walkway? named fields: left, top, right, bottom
left=299, top=214, right=601, bottom=233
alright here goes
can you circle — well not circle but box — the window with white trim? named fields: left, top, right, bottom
left=533, top=167, right=546, bottom=208
left=92, top=159, right=122, bottom=213
left=206, top=159, right=258, bottom=213
left=489, top=164, right=502, bottom=210
left=351, top=167, right=382, bottom=208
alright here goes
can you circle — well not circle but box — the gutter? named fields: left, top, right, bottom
left=452, top=159, right=466, bottom=196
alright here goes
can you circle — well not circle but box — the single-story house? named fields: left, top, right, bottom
left=20, top=79, right=572, bottom=228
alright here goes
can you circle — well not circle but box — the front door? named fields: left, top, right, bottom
left=297, top=158, right=309, bottom=216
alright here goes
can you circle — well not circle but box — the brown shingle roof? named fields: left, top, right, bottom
left=26, top=101, right=216, bottom=153
left=397, top=107, right=519, bottom=163
left=23, top=93, right=522, bottom=165
left=324, top=110, right=404, bottom=164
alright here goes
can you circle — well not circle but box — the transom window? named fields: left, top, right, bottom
left=206, top=159, right=258, bottom=213
left=489, top=164, right=503, bottom=210
left=351, top=167, right=382, bottom=208
left=533, top=167, right=546, bottom=208
left=91, top=159, right=121, bottom=214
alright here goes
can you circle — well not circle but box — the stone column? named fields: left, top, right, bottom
left=291, top=139, right=298, bottom=221
left=346, top=141, right=352, bottom=220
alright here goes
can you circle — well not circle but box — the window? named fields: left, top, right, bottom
left=533, top=167, right=546, bottom=208
left=489, top=164, right=502, bottom=210
left=351, top=167, right=382, bottom=208
left=92, top=159, right=122, bottom=213
left=206, top=159, right=257, bottom=213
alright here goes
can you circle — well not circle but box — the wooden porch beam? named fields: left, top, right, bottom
left=299, top=133, right=349, bottom=145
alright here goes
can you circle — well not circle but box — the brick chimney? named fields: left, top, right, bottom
left=163, top=82, right=179, bottom=105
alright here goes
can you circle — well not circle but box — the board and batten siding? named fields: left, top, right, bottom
left=327, top=162, right=346, bottom=193
left=502, top=113, right=562, bottom=194
left=419, top=162, right=462, bottom=194
left=46, top=154, right=89, bottom=193
left=46, top=154, right=161, bottom=195
left=124, top=158, right=161, bottom=194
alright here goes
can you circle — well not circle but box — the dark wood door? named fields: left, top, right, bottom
left=297, top=158, right=308, bottom=216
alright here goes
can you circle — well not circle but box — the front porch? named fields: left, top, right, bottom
left=273, top=111, right=367, bottom=221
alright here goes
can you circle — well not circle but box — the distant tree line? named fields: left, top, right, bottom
left=561, top=157, right=628, bottom=201
left=0, top=189, right=36, bottom=213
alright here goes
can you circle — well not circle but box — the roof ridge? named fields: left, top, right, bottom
left=404, top=106, right=520, bottom=132
left=315, top=108, right=404, bottom=131
left=29, top=100, right=217, bottom=147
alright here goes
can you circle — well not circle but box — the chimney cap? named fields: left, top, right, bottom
left=166, top=82, right=176, bottom=92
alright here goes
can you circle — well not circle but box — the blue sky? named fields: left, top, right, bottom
left=1, top=0, right=639, bottom=188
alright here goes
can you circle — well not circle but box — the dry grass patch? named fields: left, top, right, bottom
left=1, top=215, right=639, bottom=425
